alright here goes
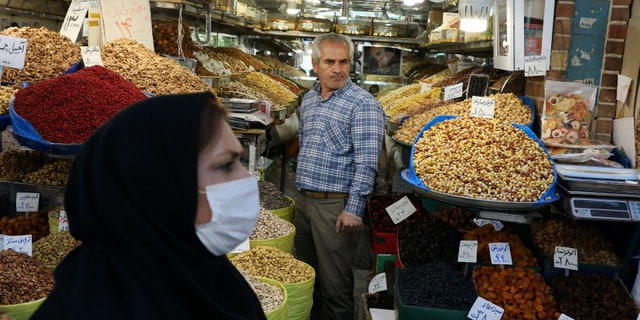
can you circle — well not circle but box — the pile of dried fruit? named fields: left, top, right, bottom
left=0, top=249, right=54, bottom=304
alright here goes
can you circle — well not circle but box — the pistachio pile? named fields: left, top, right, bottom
left=231, top=246, right=315, bottom=284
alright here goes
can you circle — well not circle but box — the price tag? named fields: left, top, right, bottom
left=489, top=242, right=513, bottom=265
left=392, top=175, right=413, bottom=194
left=470, top=96, right=495, bottom=118
left=385, top=196, right=417, bottom=224
left=2, top=234, right=32, bottom=256
left=553, top=246, right=578, bottom=271
left=58, top=210, right=70, bottom=232
left=468, top=297, right=504, bottom=320
left=0, top=35, right=27, bottom=69
left=229, top=237, right=250, bottom=254
left=81, top=46, right=103, bottom=67
left=100, top=0, right=154, bottom=50
left=16, top=192, right=40, bottom=213
left=60, top=0, right=90, bottom=41
left=368, top=272, right=387, bottom=293
left=524, top=55, right=547, bottom=77
left=558, top=313, right=575, bottom=320
left=458, top=240, right=478, bottom=263
left=443, top=83, right=463, bottom=100
left=473, top=218, right=504, bottom=231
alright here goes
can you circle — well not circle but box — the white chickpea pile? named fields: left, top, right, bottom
left=413, top=117, right=554, bottom=202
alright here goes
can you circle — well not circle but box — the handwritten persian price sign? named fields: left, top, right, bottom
left=468, top=297, right=504, bottom=320
left=470, top=96, right=495, bottom=118
left=489, top=242, right=513, bottom=265
left=444, top=83, right=464, bottom=101
left=2, top=234, right=32, bottom=256
left=368, top=272, right=387, bottom=293
left=99, top=0, right=154, bottom=50
left=60, top=0, right=90, bottom=41
left=0, top=36, right=27, bottom=69
left=81, top=46, right=103, bottom=67
left=385, top=196, right=417, bottom=224
left=458, top=240, right=479, bottom=263
left=524, top=55, right=547, bottom=77
left=16, top=192, right=40, bottom=213
left=553, top=246, right=578, bottom=271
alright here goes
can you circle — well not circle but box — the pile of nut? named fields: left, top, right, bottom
left=0, top=249, right=54, bottom=304
left=101, top=38, right=210, bottom=95
left=218, top=81, right=270, bottom=101
left=0, top=212, right=49, bottom=242
left=238, top=270, right=285, bottom=314
left=152, top=20, right=196, bottom=58
left=211, top=47, right=270, bottom=71
left=0, top=85, right=20, bottom=115
left=531, top=218, right=621, bottom=266
left=243, top=72, right=297, bottom=107
left=258, top=180, right=292, bottom=210
left=0, top=150, right=72, bottom=186
left=395, top=93, right=532, bottom=145
left=33, top=231, right=82, bottom=268
left=412, top=117, right=554, bottom=202
left=197, top=47, right=249, bottom=73
left=250, top=208, right=294, bottom=240
left=0, top=27, right=81, bottom=83
left=231, top=246, right=315, bottom=284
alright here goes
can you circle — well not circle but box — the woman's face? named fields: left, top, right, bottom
left=195, top=119, right=249, bottom=224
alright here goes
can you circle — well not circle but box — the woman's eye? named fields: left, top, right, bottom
left=219, top=162, right=235, bottom=173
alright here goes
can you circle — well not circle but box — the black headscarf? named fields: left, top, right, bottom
left=31, top=92, right=266, bottom=319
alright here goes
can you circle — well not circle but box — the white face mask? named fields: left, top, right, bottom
left=195, top=176, right=260, bottom=256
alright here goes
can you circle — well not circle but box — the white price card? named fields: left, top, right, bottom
left=385, top=196, right=417, bottom=224
left=229, top=237, right=250, bottom=254
left=524, top=55, right=547, bottom=77
left=370, top=308, right=395, bottom=320
left=0, top=35, right=27, bottom=69
left=443, top=83, right=464, bottom=100
left=60, top=0, right=90, bottom=41
left=81, top=46, right=103, bottom=67
left=558, top=313, right=574, bottom=320
left=470, top=96, right=495, bottom=118
left=99, top=0, right=154, bottom=50
left=473, top=218, right=504, bottom=231
left=368, top=272, right=387, bottom=293
left=58, top=210, right=70, bottom=232
left=3, top=234, right=32, bottom=256
left=458, top=240, right=478, bottom=263
left=554, top=246, right=578, bottom=271
left=489, top=242, right=513, bottom=265
left=16, top=192, right=40, bottom=213
left=617, top=74, right=632, bottom=103
left=468, top=297, right=504, bottom=320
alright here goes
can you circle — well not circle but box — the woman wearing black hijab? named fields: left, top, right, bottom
left=31, top=92, right=266, bottom=319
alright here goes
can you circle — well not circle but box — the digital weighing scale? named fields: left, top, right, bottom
left=555, top=164, right=640, bottom=222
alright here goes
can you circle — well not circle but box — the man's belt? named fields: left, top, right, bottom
left=301, top=189, right=348, bottom=199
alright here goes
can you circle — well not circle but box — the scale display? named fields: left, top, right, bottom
left=569, top=197, right=640, bottom=221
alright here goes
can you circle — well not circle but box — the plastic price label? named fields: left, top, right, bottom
left=468, top=297, right=504, bottom=320
left=554, top=246, right=578, bottom=271
left=2, top=234, right=32, bottom=256
left=458, top=240, right=478, bottom=263
left=470, top=96, right=495, bottom=118
left=81, top=46, right=103, bottom=67
left=489, top=242, right=513, bottom=265
left=16, top=192, right=40, bottom=213
left=385, top=196, right=416, bottom=224
left=524, top=55, right=547, bottom=77
left=368, top=272, right=387, bottom=293
left=443, top=83, right=463, bottom=100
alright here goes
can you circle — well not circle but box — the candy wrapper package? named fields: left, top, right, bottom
left=541, top=80, right=597, bottom=146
